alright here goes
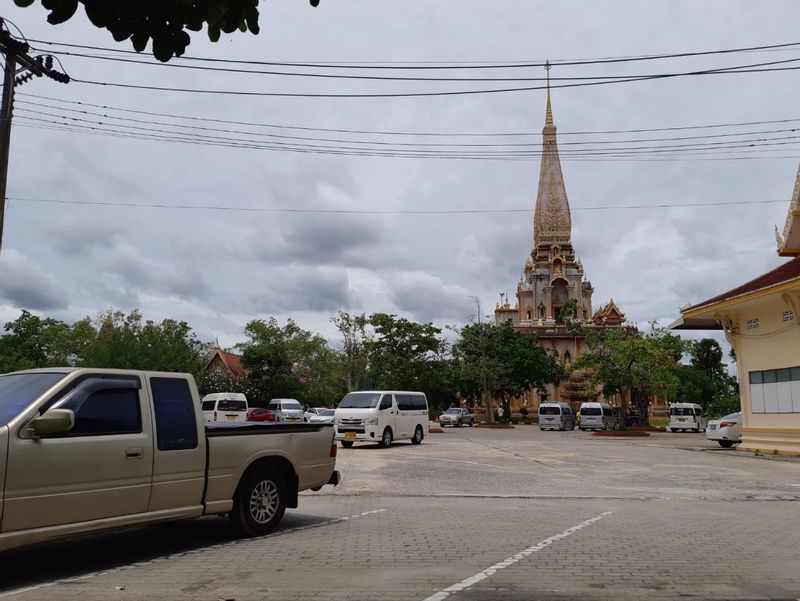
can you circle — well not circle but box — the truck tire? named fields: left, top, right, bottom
left=340, top=440, right=354, bottom=448
left=718, top=440, right=734, bottom=448
left=230, top=466, right=287, bottom=537
left=379, top=427, right=393, bottom=448
left=411, top=425, right=424, bottom=445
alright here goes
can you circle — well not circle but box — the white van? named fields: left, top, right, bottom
left=579, top=402, right=615, bottom=431
left=267, top=398, right=305, bottom=423
left=201, top=392, right=248, bottom=423
left=538, top=402, right=575, bottom=431
left=668, top=403, right=707, bottom=433
left=335, top=391, right=429, bottom=448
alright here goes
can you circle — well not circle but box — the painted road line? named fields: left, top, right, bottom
left=421, top=511, right=613, bottom=601
left=0, top=509, right=387, bottom=599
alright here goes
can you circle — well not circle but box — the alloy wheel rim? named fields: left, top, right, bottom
left=249, top=479, right=279, bottom=524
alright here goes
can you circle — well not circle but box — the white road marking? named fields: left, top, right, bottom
left=421, top=511, right=613, bottom=601
left=0, top=509, right=386, bottom=598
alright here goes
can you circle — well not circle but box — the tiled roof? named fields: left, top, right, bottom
left=686, top=257, right=800, bottom=312
left=208, top=348, right=248, bottom=377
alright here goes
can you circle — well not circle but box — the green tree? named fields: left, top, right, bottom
left=454, top=321, right=558, bottom=421
left=572, top=324, right=686, bottom=426
left=331, top=311, right=371, bottom=392
left=239, top=317, right=343, bottom=405
left=365, top=313, right=446, bottom=390
left=14, top=0, right=321, bottom=62
left=690, top=338, right=725, bottom=379
left=0, top=310, right=95, bottom=372
left=79, top=309, right=208, bottom=373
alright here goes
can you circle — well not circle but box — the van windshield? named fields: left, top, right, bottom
left=539, top=406, right=561, bottom=415
left=338, top=393, right=381, bottom=409
left=581, top=407, right=601, bottom=416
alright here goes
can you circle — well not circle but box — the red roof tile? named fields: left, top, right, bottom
left=687, top=257, right=800, bottom=312
left=207, top=348, right=248, bottom=378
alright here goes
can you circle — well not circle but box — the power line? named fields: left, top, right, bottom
left=15, top=111, right=800, bottom=159
left=17, top=98, right=800, bottom=149
left=6, top=196, right=790, bottom=214
left=21, top=92, right=800, bottom=138
left=70, top=57, right=800, bottom=98
left=27, top=38, right=800, bottom=69
left=19, top=121, right=800, bottom=162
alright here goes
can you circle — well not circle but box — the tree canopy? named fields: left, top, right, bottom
left=14, top=0, right=321, bottom=62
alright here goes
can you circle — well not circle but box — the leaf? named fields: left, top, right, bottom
left=207, top=23, right=221, bottom=43
left=45, top=0, right=79, bottom=25
left=13, top=0, right=36, bottom=7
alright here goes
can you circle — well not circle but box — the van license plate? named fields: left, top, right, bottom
left=677, top=418, right=686, bottom=422
left=344, top=432, right=356, bottom=441
left=227, top=415, right=236, bottom=421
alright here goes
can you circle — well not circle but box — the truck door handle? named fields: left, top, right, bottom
left=125, top=447, right=143, bottom=458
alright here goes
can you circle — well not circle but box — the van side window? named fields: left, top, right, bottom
left=396, top=394, right=414, bottom=411
left=411, top=395, right=427, bottom=410
left=151, top=377, right=198, bottom=451
left=379, top=395, right=393, bottom=411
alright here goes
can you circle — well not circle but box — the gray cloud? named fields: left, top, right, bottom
left=0, top=250, right=67, bottom=311
left=390, top=271, right=474, bottom=323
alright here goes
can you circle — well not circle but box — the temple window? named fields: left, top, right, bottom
left=526, top=309, right=532, bottom=320
left=538, top=304, right=545, bottom=319
left=563, top=351, right=571, bottom=366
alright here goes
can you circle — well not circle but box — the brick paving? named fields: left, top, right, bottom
left=1, top=428, right=799, bottom=600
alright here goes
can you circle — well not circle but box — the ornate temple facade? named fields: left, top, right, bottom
left=494, top=76, right=625, bottom=410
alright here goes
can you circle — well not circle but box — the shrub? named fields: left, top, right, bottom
left=519, top=407, right=529, bottom=416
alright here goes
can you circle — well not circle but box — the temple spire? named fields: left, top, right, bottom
left=545, top=60, right=553, bottom=125
left=533, top=61, right=572, bottom=248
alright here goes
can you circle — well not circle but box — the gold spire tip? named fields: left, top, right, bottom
left=545, top=60, right=553, bottom=126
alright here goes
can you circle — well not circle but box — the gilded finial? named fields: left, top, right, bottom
left=545, top=60, right=553, bottom=126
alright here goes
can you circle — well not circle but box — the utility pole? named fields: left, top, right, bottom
left=0, top=21, right=70, bottom=258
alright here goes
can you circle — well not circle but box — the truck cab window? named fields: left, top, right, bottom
left=150, top=377, right=198, bottom=451
left=60, top=388, right=142, bottom=436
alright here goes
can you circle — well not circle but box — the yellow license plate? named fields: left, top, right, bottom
left=344, top=432, right=357, bottom=441
left=678, top=418, right=686, bottom=422
left=227, top=415, right=236, bottom=421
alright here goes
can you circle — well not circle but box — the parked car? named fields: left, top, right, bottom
left=307, top=408, right=336, bottom=424
left=267, top=398, right=305, bottom=422
left=706, top=411, right=742, bottom=447
left=668, top=402, right=707, bottom=433
left=335, top=391, right=428, bottom=448
left=539, top=402, right=575, bottom=431
left=439, top=407, right=475, bottom=427
left=201, top=392, right=248, bottom=424
left=304, top=407, right=334, bottom=423
left=0, top=367, right=340, bottom=552
left=246, top=407, right=278, bottom=422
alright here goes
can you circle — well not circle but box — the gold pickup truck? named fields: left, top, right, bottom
left=0, top=368, right=340, bottom=552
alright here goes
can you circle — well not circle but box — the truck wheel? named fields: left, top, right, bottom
left=230, top=466, right=287, bottom=537
left=379, top=427, right=393, bottom=448
left=718, top=440, right=734, bottom=448
left=340, top=441, right=354, bottom=448
left=411, top=425, right=424, bottom=445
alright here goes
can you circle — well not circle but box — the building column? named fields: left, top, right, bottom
left=543, top=286, right=553, bottom=320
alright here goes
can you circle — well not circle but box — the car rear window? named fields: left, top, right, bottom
left=539, top=406, right=561, bottom=415
left=670, top=407, right=695, bottom=416
left=201, top=400, right=215, bottom=411
left=282, top=401, right=302, bottom=410
left=218, top=400, right=247, bottom=411
left=581, top=407, right=601, bottom=416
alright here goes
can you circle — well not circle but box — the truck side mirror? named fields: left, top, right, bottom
left=30, top=408, right=75, bottom=436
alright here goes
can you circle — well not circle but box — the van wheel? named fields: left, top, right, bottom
left=341, top=441, right=354, bottom=448
left=411, top=426, right=424, bottom=445
left=379, top=427, right=393, bottom=448
left=719, top=440, right=734, bottom=448
left=230, top=466, right=287, bottom=537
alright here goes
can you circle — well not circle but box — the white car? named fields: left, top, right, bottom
left=306, top=408, right=336, bottom=424
left=706, top=412, right=742, bottom=448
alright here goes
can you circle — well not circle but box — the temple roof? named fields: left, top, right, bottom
left=777, top=162, right=800, bottom=257
left=533, top=63, right=572, bottom=248
left=592, top=299, right=627, bottom=325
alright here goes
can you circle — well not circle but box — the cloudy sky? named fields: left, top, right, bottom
left=1, top=1, right=798, bottom=352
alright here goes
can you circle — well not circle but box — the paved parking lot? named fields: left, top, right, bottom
left=2, top=427, right=799, bottom=600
